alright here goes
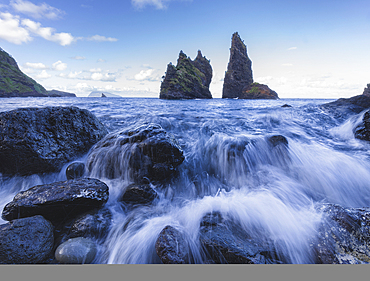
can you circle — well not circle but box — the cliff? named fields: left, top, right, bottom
left=222, top=32, right=253, bottom=98
left=159, top=50, right=212, bottom=99
left=0, top=47, right=48, bottom=98
left=47, top=90, right=76, bottom=97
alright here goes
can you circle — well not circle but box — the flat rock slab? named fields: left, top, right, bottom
left=2, top=178, right=109, bottom=224
left=0, top=106, right=108, bottom=176
left=0, top=215, right=54, bottom=264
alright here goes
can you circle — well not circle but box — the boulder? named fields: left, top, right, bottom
left=1, top=178, right=109, bottom=224
left=281, top=104, right=292, bottom=108
left=0, top=215, right=54, bottom=264
left=354, top=110, right=370, bottom=141
left=267, top=135, right=288, bottom=147
left=86, top=124, right=185, bottom=183
left=320, top=95, right=370, bottom=119
left=120, top=183, right=158, bottom=205
left=312, top=203, right=370, bottom=264
left=240, top=83, right=279, bottom=100
left=55, top=237, right=97, bottom=264
left=199, top=212, right=281, bottom=264
left=66, top=162, right=85, bottom=180
left=0, top=106, right=108, bottom=176
left=159, top=50, right=213, bottom=99
left=155, top=225, right=189, bottom=264
left=222, top=32, right=253, bottom=99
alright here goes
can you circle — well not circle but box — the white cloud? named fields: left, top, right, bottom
left=91, top=72, right=116, bottom=81
left=282, top=63, right=293, bottom=67
left=86, top=35, right=118, bottom=42
left=24, top=62, right=47, bottom=69
left=97, top=59, right=106, bottom=63
left=59, top=71, right=82, bottom=79
left=21, top=18, right=74, bottom=46
left=134, top=69, right=156, bottom=81
left=288, top=47, right=297, bottom=51
left=0, top=12, right=31, bottom=44
left=89, top=68, right=102, bottom=73
left=70, top=56, right=86, bottom=60
left=52, top=60, right=67, bottom=71
left=35, top=69, right=51, bottom=79
left=10, top=0, right=65, bottom=19
left=132, top=0, right=169, bottom=9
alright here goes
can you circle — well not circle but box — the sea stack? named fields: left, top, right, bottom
left=222, top=32, right=253, bottom=99
left=159, top=50, right=212, bottom=99
left=222, top=32, right=278, bottom=99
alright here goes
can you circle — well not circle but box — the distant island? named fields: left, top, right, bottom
left=88, top=91, right=121, bottom=98
left=0, top=47, right=76, bottom=98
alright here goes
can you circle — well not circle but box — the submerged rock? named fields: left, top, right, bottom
left=222, top=32, right=253, bottom=99
left=354, top=110, right=370, bottom=141
left=0, top=215, right=54, bottom=264
left=240, top=83, right=279, bottom=99
left=55, top=237, right=97, bottom=264
left=281, top=104, right=292, bottom=108
left=199, top=212, right=281, bottom=264
left=120, top=183, right=158, bottom=205
left=1, top=178, right=109, bottom=224
left=86, top=124, right=185, bottom=183
left=0, top=106, right=108, bottom=176
left=312, top=203, right=370, bottom=264
left=159, top=50, right=212, bottom=99
left=267, top=135, right=288, bottom=147
left=155, top=225, right=189, bottom=264
left=66, top=162, right=85, bottom=180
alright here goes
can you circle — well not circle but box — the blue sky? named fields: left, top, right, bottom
left=0, top=0, right=369, bottom=98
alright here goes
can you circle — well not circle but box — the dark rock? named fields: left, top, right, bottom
left=222, top=32, right=253, bottom=99
left=0, top=106, right=108, bottom=176
left=1, top=178, right=109, bottom=224
left=120, top=183, right=158, bottom=205
left=281, top=104, right=292, bottom=108
left=86, top=124, right=185, bottom=183
left=312, top=203, right=370, bottom=264
left=47, top=90, right=76, bottom=97
left=0, top=47, right=48, bottom=98
left=155, top=225, right=189, bottom=264
left=354, top=110, right=370, bottom=141
left=55, top=237, right=97, bottom=264
left=320, top=95, right=370, bottom=119
left=66, top=162, right=85, bottom=180
left=199, top=212, right=281, bottom=264
left=268, top=135, right=288, bottom=147
left=0, top=215, right=54, bottom=264
left=240, top=83, right=279, bottom=99
left=363, top=84, right=370, bottom=97
left=101, top=93, right=106, bottom=98
left=159, top=50, right=213, bottom=99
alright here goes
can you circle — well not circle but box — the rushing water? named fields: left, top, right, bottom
left=1, top=97, right=370, bottom=264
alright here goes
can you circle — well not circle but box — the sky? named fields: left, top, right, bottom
left=0, top=0, right=370, bottom=98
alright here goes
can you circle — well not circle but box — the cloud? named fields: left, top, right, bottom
left=10, top=0, right=65, bottom=19
left=70, top=56, right=86, bottom=60
left=35, top=69, right=51, bottom=79
left=132, top=0, right=169, bottom=10
left=97, top=59, right=106, bottom=63
left=86, top=35, right=118, bottom=42
left=0, top=12, right=32, bottom=44
left=58, top=69, right=117, bottom=82
left=21, top=18, right=74, bottom=45
left=282, top=63, right=293, bottom=67
left=134, top=69, right=158, bottom=81
left=52, top=60, right=67, bottom=71
left=58, top=71, right=82, bottom=79
left=288, top=47, right=297, bottom=51
left=24, top=62, right=47, bottom=69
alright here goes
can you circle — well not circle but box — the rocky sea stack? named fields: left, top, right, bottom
left=222, top=32, right=278, bottom=99
left=159, top=50, right=212, bottom=99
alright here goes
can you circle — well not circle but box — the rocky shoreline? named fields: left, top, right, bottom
left=1, top=104, right=370, bottom=264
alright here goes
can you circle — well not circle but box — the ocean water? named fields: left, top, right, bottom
left=1, top=97, right=370, bottom=264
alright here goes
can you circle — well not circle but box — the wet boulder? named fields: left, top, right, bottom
left=55, top=237, right=97, bottom=264
left=155, top=225, right=189, bottom=264
left=86, top=124, right=185, bottom=183
left=320, top=95, right=370, bottom=120
left=199, top=212, right=281, bottom=264
left=312, top=203, right=370, bottom=264
left=1, top=178, right=109, bottom=224
left=0, top=215, right=54, bottom=264
left=267, top=135, right=288, bottom=147
left=66, top=162, right=85, bottom=180
left=354, top=110, right=370, bottom=141
left=281, top=104, right=292, bottom=108
left=0, top=106, right=108, bottom=176
left=120, top=183, right=158, bottom=205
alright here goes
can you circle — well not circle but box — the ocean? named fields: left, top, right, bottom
left=1, top=97, right=370, bottom=264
